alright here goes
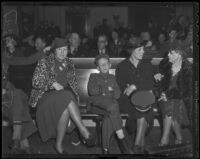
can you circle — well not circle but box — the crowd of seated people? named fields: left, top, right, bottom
left=2, top=14, right=193, bottom=155
left=2, top=15, right=193, bottom=60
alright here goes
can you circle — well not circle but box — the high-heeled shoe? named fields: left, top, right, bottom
left=21, top=147, right=32, bottom=154
left=132, top=145, right=143, bottom=154
left=54, top=146, right=68, bottom=154
left=175, top=139, right=183, bottom=145
left=8, top=139, right=20, bottom=149
left=8, top=139, right=21, bottom=154
left=102, top=148, right=109, bottom=154
left=118, top=138, right=134, bottom=154
left=80, top=133, right=96, bottom=147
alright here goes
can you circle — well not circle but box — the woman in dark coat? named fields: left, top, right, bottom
left=115, top=44, right=159, bottom=153
left=29, top=38, right=94, bottom=154
left=157, top=47, right=192, bottom=146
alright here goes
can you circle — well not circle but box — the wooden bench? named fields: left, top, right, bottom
left=7, top=57, right=193, bottom=148
left=7, top=58, right=131, bottom=148
left=72, top=58, right=160, bottom=147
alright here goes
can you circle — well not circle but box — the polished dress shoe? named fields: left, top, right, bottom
left=118, top=138, right=134, bottom=154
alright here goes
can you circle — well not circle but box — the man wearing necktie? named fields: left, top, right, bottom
left=68, top=32, right=86, bottom=57
left=89, top=35, right=113, bottom=57
left=109, top=30, right=125, bottom=57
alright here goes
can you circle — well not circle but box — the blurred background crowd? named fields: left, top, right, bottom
left=2, top=4, right=194, bottom=59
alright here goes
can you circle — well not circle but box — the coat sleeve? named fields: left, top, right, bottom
left=155, top=58, right=171, bottom=96
left=87, top=74, right=101, bottom=96
left=113, top=76, right=121, bottom=99
left=32, top=57, right=55, bottom=90
left=115, top=64, right=128, bottom=92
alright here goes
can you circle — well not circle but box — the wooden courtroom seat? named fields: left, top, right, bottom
left=7, top=57, right=193, bottom=148
left=5, top=57, right=162, bottom=148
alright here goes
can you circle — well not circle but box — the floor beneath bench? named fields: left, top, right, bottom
left=2, top=125, right=192, bottom=155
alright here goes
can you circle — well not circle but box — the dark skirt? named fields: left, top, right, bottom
left=36, top=89, right=77, bottom=142
left=3, top=89, right=37, bottom=140
left=160, top=99, right=189, bottom=126
left=118, top=95, right=155, bottom=135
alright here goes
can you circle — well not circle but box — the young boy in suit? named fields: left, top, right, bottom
left=87, top=54, right=133, bottom=154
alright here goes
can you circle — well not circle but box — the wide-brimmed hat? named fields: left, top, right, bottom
left=52, top=38, right=67, bottom=49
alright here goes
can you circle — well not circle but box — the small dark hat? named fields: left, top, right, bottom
left=52, top=38, right=67, bottom=49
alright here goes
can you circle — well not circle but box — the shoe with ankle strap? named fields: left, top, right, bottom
left=102, top=149, right=109, bottom=154
left=54, top=146, right=68, bottom=154
left=80, top=134, right=96, bottom=147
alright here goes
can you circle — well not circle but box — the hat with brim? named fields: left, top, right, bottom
left=52, top=38, right=67, bottom=49
left=131, top=90, right=155, bottom=112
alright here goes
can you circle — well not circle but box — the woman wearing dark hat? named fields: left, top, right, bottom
left=29, top=38, right=94, bottom=154
left=115, top=44, right=159, bottom=153
left=157, top=47, right=192, bottom=146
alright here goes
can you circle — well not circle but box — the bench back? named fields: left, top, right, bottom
left=73, top=58, right=125, bottom=106
left=72, top=58, right=162, bottom=106
left=7, top=58, right=192, bottom=106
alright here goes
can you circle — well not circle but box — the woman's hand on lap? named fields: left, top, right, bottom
left=52, top=82, right=64, bottom=91
left=123, top=84, right=137, bottom=96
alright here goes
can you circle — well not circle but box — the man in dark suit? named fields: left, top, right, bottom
left=68, top=32, right=88, bottom=57
left=109, top=30, right=126, bottom=57
left=86, top=35, right=113, bottom=57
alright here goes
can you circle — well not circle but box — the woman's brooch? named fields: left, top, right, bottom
left=59, top=63, right=66, bottom=71
left=59, top=66, right=63, bottom=71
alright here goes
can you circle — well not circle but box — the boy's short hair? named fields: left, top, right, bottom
left=94, top=54, right=110, bottom=66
